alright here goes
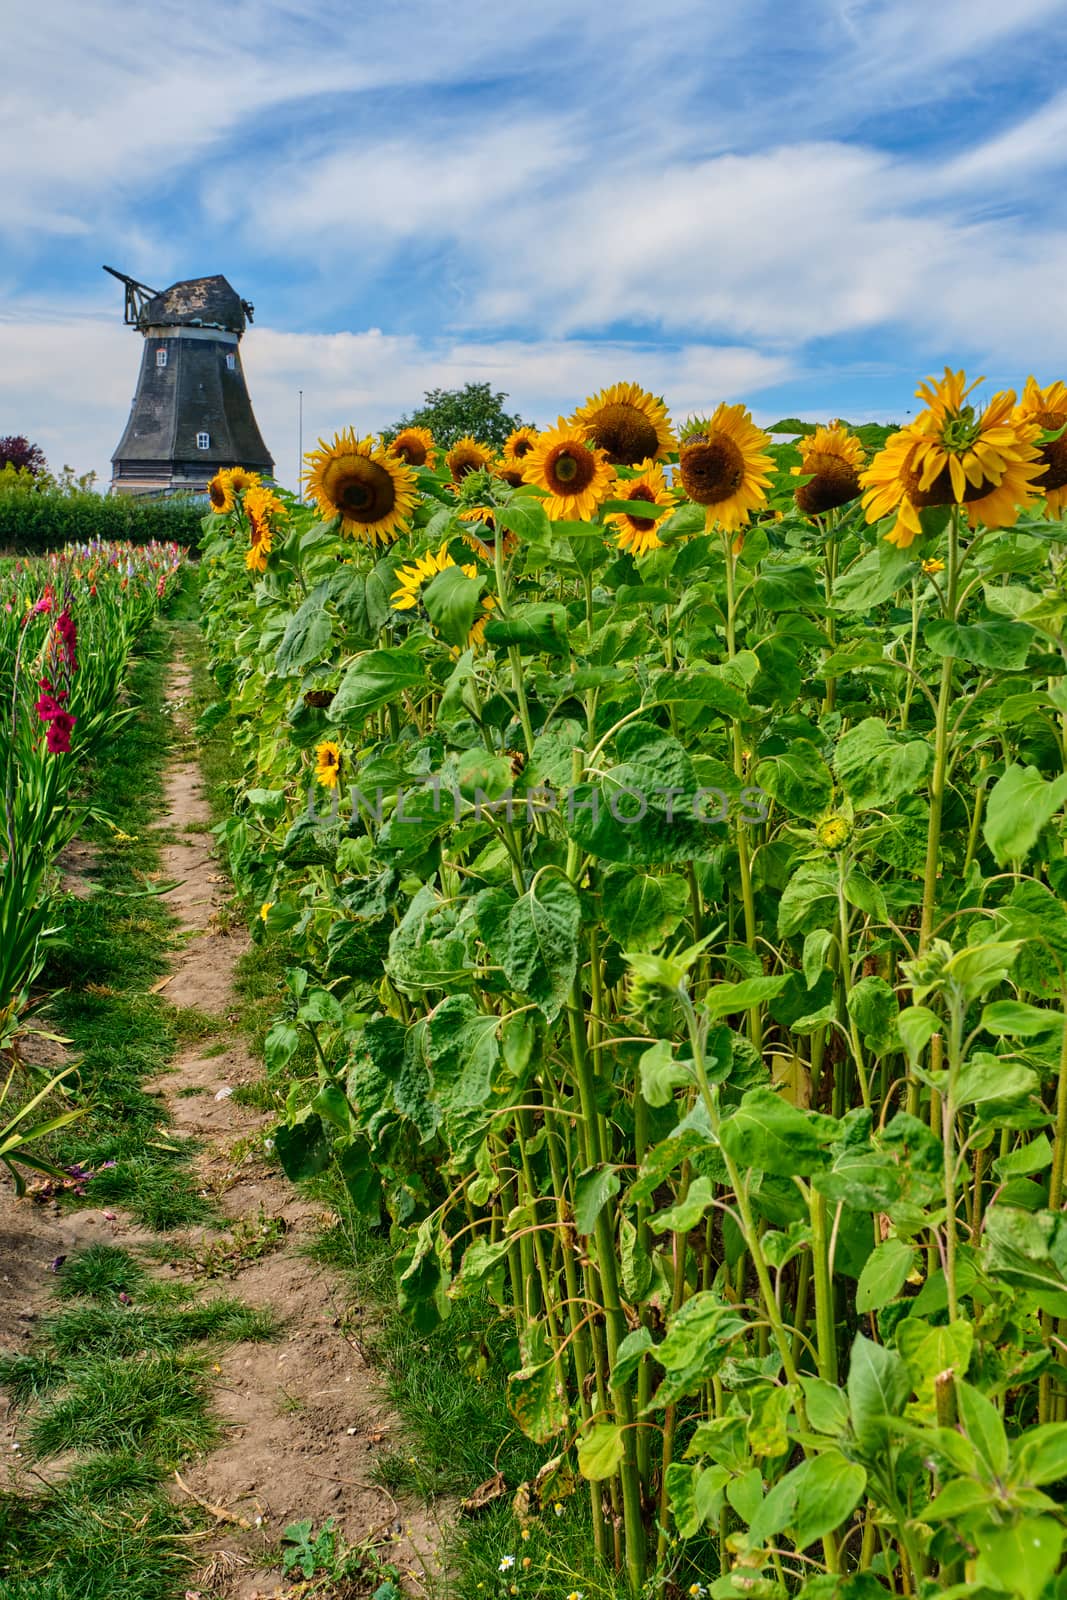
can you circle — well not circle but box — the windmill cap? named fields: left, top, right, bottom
left=143, top=274, right=252, bottom=332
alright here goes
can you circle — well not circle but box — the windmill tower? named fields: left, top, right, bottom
left=105, top=266, right=274, bottom=496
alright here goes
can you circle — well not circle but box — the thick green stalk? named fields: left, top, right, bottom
left=722, top=534, right=761, bottom=1047
left=545, top=1090, right=610, bottom=1561
left=919, top=655, right=954, bottom=952
left=919, top=512, right=961, bottom=952
left=942, top=1000, right=965, bottom=1323
left=810, top=1188, right=838, bottom=1384
left=567, top=987, right=646, bottom=1593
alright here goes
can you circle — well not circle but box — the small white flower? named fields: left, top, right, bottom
left=499, top=1555, right=515, bottom=1571
left=688, top=1586, right=708, bottom=1599
left=553, top=1501, right=564, bottom=1517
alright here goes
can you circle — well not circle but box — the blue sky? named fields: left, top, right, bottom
left=3, top=0, right=1067, bottom=487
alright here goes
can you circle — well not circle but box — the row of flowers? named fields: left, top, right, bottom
left=209, top=372, right=1067, bottom=576
left=1, top=540, right=185, bottom=1046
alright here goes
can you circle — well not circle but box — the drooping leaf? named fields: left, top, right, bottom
left=573, top=1165, right=621, bottom=1235
left=983, top=765, right=1067, bottom=865
left=577, top=1422, right=625, bottom=1481
left=925, top=617, right=1034, bottom=671
left=500, top=869, right=581, bottom=1020
left=856, top=1238, right=915, bottom=1313
left=719, top=1088, right=840, bottom=1177
left=834, top=719, right=933, bottom=811
left=847, top=1333, right=911, bottom=1455
left=329, top=647, right=429, bottom=724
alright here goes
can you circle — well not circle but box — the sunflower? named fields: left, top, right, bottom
left=228, top=466, right=261, bottom=495
left=207, top=470, right=235, bottom=514
left=446, top=437, right=494, bottom=484
left=391, top=540, right=495, bottom=646
left=523, top=419, right=615, bottom=521
left=391, top=541, right=462, bottom=610
left=468, top=592, right=497, bottom=648
left=304, top=429, right=418, bottom=545
left=390, top=426, right=437, bottom=470
left=244, top=485, right=286, bottom=572
left=793, top=424, right=864, bottom=516
left=677, top=404, right=774, bottom=534
left=494, top=460, right=527, bottom=489
left=604, top=460, right=675, bottom=557
left=1015, top=377, right=1067, bottom=517
left=315, top=741, right=342, bottom=788
left=502, top=426, right=539, bottom=464
left=571, top=382, right=674, bottom=465
left=860, top=369, right=1045, bottom=548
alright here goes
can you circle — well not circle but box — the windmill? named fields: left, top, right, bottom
left=104, top=266, right=274, bottom=496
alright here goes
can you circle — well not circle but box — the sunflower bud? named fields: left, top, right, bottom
left=816, top=814, right=851, bottom=850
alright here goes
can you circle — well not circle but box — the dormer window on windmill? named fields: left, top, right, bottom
left=226, top=353, right=235, bottom=370
left=196, top=432, right=210, bottom=449
left=156, top=347, right=167, bottom=367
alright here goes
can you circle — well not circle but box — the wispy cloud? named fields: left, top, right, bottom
left=3, top=0, right=1066, bottom=482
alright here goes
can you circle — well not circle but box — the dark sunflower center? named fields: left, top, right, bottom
left=901, top=447, right=993, bottom=508
left=324, top=457, right=397, bottom=523
left=625, top=483, right=656, bottom=532
left=512, top=436, right=534, bottom=458
left=396, top=438, right=428, bottom=467
left=548, top=445, right=595, bottom=493
left=795, top=452, right=861, bottom=516
left=1035, top=411, right=1067, bottom=492
left=679, top=436, right=745, bottom=506
left=209, top=482, right=227, bottom=508
left=498, top=467, right=525, bottom=488
left=589, top=402, right=660, bottom=465
left=450, top=448, right=484, bottom=481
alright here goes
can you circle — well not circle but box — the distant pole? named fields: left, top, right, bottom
left=298, top=389, right=304, bottom=498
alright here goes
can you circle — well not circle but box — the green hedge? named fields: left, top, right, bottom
left=0, top=490, right=205, bottom=553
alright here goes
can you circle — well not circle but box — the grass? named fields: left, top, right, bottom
left=0, top=1236, right=275, bottom=1595
left=0, top=583, right=274, bottom=1600
left=0, top=1467, right=189, bottom=1600
left=53, top=1241, right=145, bottom=1299
left=28, top=1350, right=218, bottom=1460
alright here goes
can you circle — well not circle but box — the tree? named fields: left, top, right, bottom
left=0, top=436, right=47, bottom=478
left=383, top=383, right=534, bottom=451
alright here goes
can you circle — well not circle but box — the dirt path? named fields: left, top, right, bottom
left=144, top=652, right=444, bottom=1598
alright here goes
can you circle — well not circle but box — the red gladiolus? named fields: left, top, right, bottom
left=45, top=710, right=76, bottom=754
left=36, top=690, right=65, bottom=722
left=54, top=609, right=77, bottom=669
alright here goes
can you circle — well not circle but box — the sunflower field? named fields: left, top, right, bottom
left=199, top=373, right=1067, bottom=1600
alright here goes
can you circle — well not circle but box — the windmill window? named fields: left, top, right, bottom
left=225, top=353, right=235, bottom=370
left=156, top=347, right=167, bottom=368
left=196, top=432, right=210, bottom=450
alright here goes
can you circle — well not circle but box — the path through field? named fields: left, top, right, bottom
left=0, top=634, right=444, bottom=1600
left=151, top=646, right=443, bottom=1596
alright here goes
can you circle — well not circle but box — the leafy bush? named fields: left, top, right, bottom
left=0, top=488, right=204, bottom=553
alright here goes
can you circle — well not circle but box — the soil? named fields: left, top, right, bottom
left=0, top=652, right=447, bottom=1599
